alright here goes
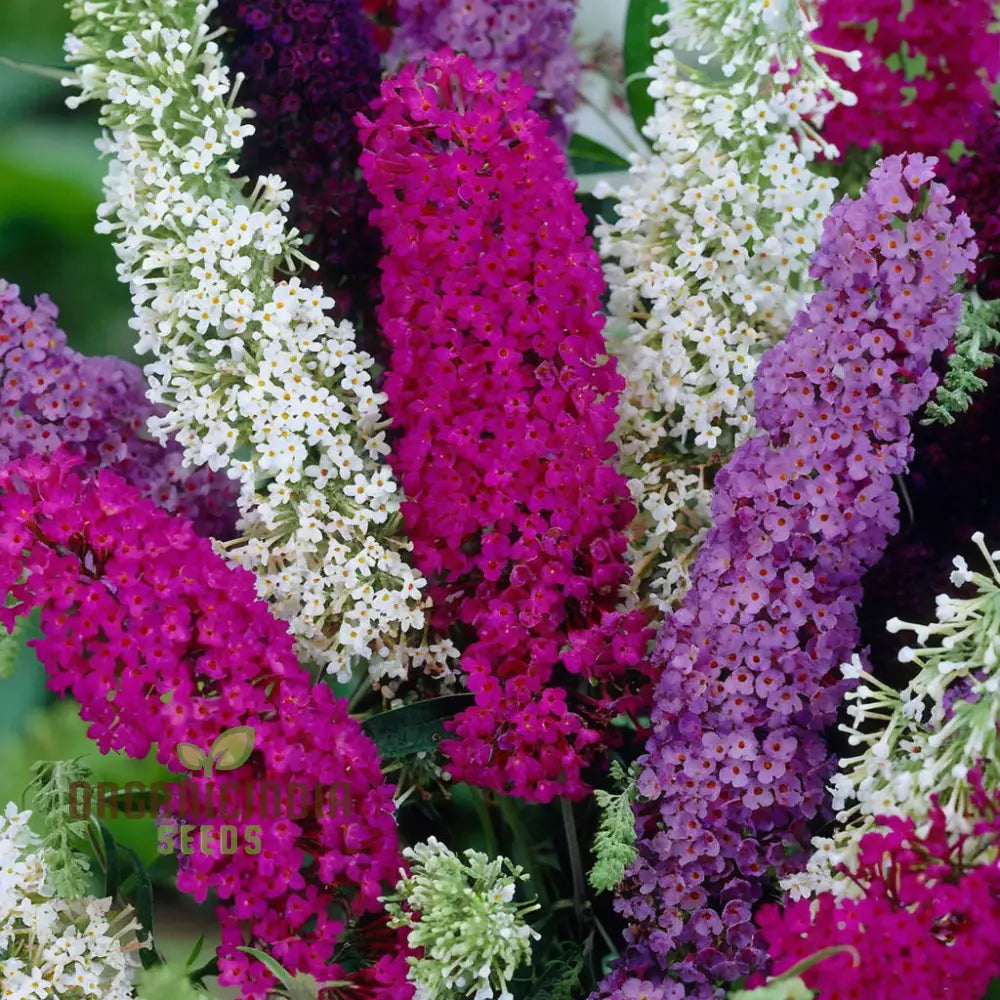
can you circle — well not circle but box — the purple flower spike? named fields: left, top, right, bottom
left=595, top=154, right=976, bottom=999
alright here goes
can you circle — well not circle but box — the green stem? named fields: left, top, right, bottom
left=496, top=795, right=551, bottom=909
left=469, top=787, right=500, bottom=861
left=561, top=798, right=587, bottom=928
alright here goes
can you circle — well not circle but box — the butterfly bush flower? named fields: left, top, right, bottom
left=389, top=0, right=580, bottom=141
left=594, top=154, right=976, bottom=999
left=789, top=533, right=1000, bottom=898
left=211, top=0, right=383, bottom=318
left=0, top=280, right=236, bottom=537
left=383, top=837, right=540, bottom=1000
left=63, top=0, right=455, bottom=685
left=0, top=450, right=410, bottom=999
left=814, top=0, right=1000, bottom=158
left=596, top=0, right=856, bottom=612
left=755, top=775, right=1000, bottom=1000
left=359, top=52, right=651, bottom=803
left=0, top=803, right=144, bottom=1000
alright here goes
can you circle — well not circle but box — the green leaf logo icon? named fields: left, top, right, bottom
left=208, top=726, right=256, bottom=772
left=176, top=742, right=208, bottom=773
left=175, top=727, right=255, bottom=776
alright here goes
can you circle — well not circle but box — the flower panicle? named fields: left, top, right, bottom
left=0, top=449, right=407, bottom=998
left=597, top=0, right=852, bottom=612
left=595, top=152, right=976, bottom=998
left=359, top=51, right=652, bottom=803
left=62, top=0, right=455, bottom=685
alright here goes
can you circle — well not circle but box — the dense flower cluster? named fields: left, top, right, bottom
left=0, top=803, right=143, bottom=1000
left=383, top=837, right=540, bottom=1000
left=814, top=0, right=1000, bottom=158
left=212, top=0, right=383, bottom=320
left=595, top=154, right=976, bottom=999
left=790, top=533, right=1000, bottom=897
left=359, top=52, right=651, bottom=802
left=0, top=280, right=235, bottom=537
left=596, top=0, right=854, bottom=611
left=942, top=105, right=1000, bottom=299
left=389, top=0, right=580, bottom=140
left=63, top=0, right=453, bottom=684
left=0, top=451, right=410, bottom=999
left=756, top=777, right=1000, bottom=1000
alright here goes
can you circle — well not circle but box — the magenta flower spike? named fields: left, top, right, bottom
left=359, top=52, right=652, bottom=803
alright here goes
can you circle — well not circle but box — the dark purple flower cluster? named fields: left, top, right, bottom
left=0, top=281, right=235, bottom=537
left=213, top=0, right=383, bottom=319
left=389, top=0, right=581, bottom=141
left=941, top=104, right=1000, bottom=299
left=595, top=154, right=976, bottom=999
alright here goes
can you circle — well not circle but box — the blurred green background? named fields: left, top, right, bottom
left=1, top=0, right=134, bottom=360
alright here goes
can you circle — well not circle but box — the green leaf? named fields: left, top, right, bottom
left=568, top=134, right=631, bottom=175
left=96, top=820, right=121, bottom=897
left=238, top=947, right=299, bottom=992
left=982, top=977, right=1000, bottom=1000
left=184, top=934, right=206, bottom=972
left=0, top=616, right=27, bottom=679
left=208, top=725, right=256, bottom=771
left=624, top=0, right=665, bottom=134
left=187, top=956, right=220, bottom=986
left=237, top=947, right=344, bottom=997
left=361, top=694, right=475, bottom=760
left=922, top=295, right=1000, bottom=426
left=526, top=942, right=584, bottom=1000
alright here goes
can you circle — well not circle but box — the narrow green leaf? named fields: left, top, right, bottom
left=237, top=947, right=299, bottom=992
left=526, top=942, right=584, bottom=1000
left=361, top=694, right=475, bottom=760
left=567, top=134, right=631, bottom=175
left=184, top=934, right=206, bottom=972
left=96, top=821, right=121, bottom=897
left=187, top=956, right=220, bottom=985
left=624, top=0, right=665, bottom=134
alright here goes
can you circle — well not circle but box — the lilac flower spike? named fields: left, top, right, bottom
left=596, top=154, right=976, bottom=998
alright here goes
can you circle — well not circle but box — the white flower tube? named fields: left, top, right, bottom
left=785, top=534, right=1000, bottom=899
left=63, top=0, right=457, bottom=684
